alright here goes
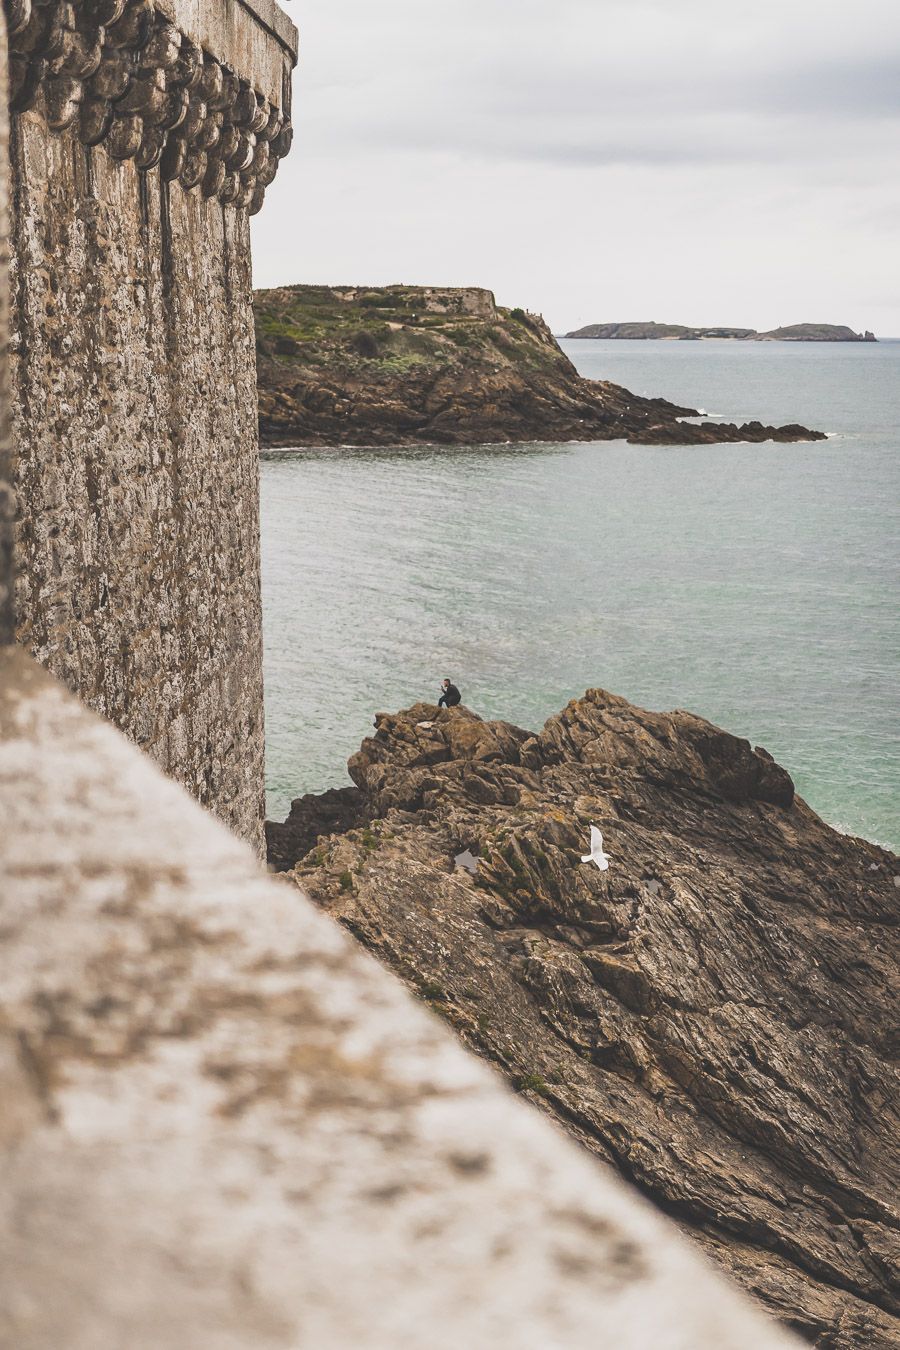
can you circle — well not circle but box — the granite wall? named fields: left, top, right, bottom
left=4, top=0, right=296, bottom=847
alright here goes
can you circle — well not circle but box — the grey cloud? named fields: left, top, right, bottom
left=252, top=0, right=900, bottom=333
left=293, top=5, right=900, bottom=171
left=305, top=97, right=897, bottom=172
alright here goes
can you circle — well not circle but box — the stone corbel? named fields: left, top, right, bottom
left=3, top=0, right=293, bottom=214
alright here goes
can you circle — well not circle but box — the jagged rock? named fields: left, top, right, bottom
left=266, top=784, right=367, bottom=871
left=254, top=286, right=826, bottom=448
left=271, top=692, right=900, bottom=1348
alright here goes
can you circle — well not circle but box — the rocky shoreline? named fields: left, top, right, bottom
left=269, top=692, right=899, bottom=1348
left=255, top=286, right=826, bottom=449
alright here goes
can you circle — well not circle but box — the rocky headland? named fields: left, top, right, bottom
left=565, top=321, right=877, bottom=342
left=269, top=693, right=900, bottom=1348
left=254, top=285, right=825, bottom=447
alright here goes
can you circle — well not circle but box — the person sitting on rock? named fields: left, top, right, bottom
left=438, top=678, right=461, bottom=708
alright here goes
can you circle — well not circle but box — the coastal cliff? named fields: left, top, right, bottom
left=254, top=285, right=825, bottom=447
left=269, top=694, right=900, bottom=1348
left=565, top=322, right=877, bottom=342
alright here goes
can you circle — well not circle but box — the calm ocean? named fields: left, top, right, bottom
left=260, top=337, right=900, bottom=850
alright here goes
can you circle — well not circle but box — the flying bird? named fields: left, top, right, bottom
left=581, top=825, right=610, bottom=871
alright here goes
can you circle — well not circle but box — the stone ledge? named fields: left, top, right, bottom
left=168, top=0, right=297, bottom=84
left=0, top=647, right=799, bottom=1349
left=220, top=0, right=296, bottom=63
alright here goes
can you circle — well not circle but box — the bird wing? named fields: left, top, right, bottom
left=590, top=826, right=604, bottom=855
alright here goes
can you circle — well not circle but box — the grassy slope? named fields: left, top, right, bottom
left=254, top=284, right=571, bottom=378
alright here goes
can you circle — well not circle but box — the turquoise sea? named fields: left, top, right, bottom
left=260, top=338, right=900, bottom=851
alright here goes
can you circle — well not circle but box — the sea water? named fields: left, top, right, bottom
left=260, top=338, right=900, bottom=850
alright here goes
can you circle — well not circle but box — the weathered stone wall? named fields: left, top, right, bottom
left=0, top=4, right=11, bottom=644
left=10, top=125, right=265, bottom=838
left=5, top=0, right=296, bottom=847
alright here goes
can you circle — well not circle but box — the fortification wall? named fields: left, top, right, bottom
left=5, top=0, right=296, bottom=846
left=0, top=4, right=11, bottom=642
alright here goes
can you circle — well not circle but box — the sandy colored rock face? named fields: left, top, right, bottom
left=277, top=692, right=900, bottom=1348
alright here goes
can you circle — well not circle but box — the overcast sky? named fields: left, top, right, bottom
left=251, top=0, right=900, bottom=335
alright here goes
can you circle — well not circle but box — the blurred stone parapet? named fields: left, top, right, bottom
left=0, top=646, right=800, bottom=1350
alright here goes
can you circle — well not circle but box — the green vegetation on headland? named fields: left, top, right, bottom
left=565, top=320, right=877, bottom=341
left=254, top=284, right=825, bottom=448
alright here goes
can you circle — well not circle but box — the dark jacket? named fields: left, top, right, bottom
left=438, top=683, right=461, bottom=708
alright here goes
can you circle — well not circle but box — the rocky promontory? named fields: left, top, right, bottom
left=565, top=321, right=877, bottom=342
left=255, top=285, right=825, bottom=447
left=269, top=693, right=899, bottom=1348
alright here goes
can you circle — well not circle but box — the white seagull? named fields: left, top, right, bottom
left=581, top=825, right=610, bottom=871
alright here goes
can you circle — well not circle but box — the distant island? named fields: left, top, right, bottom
left=255, top=285, right=824, bottom=448
left=564, top=321, right=877, bottom=341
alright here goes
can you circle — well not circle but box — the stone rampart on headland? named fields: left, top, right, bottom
left=4, top=0, right=297, bottom=846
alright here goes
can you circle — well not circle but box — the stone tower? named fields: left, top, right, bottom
left=4, top=0, right=296, bottom=847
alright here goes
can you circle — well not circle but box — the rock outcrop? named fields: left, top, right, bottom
left=254, top=286, right=825, bottom=447
left=270, top=693, right=900, bottom=1348
left=762, top=325, right=877, bottom=343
